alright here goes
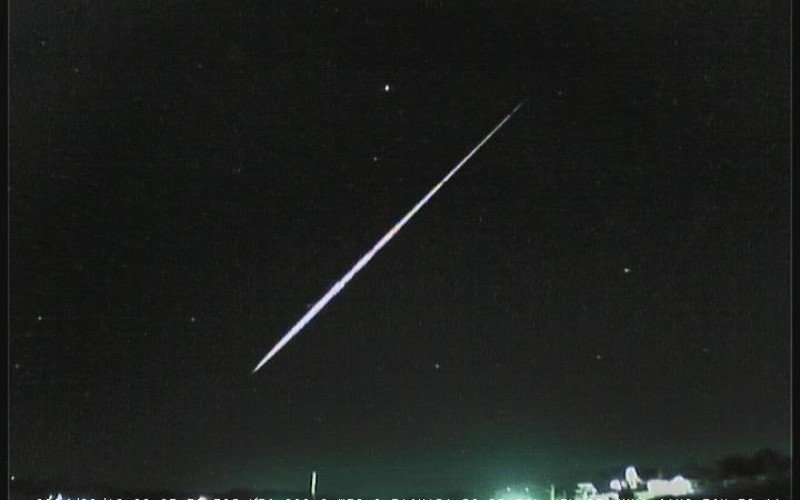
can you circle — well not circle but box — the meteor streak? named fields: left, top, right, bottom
left=252, top=99, right=527, bottom=373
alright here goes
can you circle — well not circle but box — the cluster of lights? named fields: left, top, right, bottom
left=491, top=484, right=543, bottom=500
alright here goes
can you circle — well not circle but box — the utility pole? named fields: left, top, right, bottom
left=310, top=471, right=318, bottom=500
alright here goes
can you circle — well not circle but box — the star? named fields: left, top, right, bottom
left=383, top=83, right=391, bottom=92
left=190, top=316, right=196, bottom=323
left=434, top=362, right=441, bottom=370
left=623, top=267, right=631, bottom=274
left=36, top=315, right=43, bottom=321
left=595, top=354, right=603, bottom=360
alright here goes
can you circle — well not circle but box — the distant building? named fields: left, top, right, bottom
left=637, top=476, right=694, bottom=499
left=576, top=466, right=696, bottom=500
left=574, top=483, right=618, bottom=500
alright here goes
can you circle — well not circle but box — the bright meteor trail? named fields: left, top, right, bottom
left=252, top=99, right=527, bottom=373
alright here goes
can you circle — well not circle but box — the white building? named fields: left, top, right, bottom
left=578, top=466, right=696, bottom=500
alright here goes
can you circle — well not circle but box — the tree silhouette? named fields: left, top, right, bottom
left=716, top=448, right=790, bottom=479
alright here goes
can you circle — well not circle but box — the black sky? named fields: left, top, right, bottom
left=9, top=0, right=791, bottom=496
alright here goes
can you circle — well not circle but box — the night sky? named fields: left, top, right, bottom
left=9, top=0, right=791, bottom=497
